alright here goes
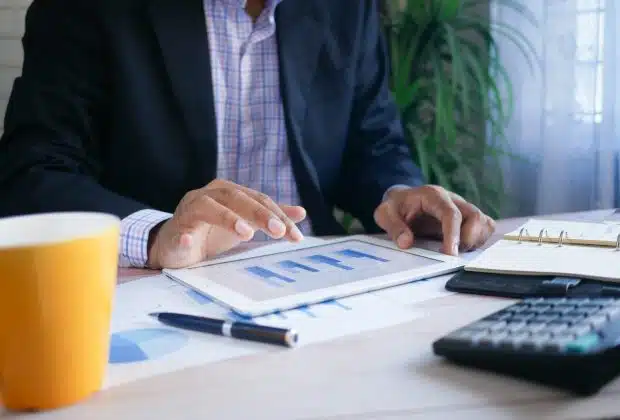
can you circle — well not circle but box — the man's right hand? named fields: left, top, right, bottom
left=146, top=179, right=307, bottom=269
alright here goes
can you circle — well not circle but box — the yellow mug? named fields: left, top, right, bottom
left=0, top=212, right=120, bottom=411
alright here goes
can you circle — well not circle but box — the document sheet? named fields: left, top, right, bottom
left=104, top=239, right=473, bottom=389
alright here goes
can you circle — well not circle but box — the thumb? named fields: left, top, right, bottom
left=374, top=202, right=414, bottom=249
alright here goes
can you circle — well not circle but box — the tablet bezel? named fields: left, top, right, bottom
left=163, top=235, right=464, bottom=317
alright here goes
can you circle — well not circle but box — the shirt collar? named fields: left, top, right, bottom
left=231, top=0, right=284, bottom=12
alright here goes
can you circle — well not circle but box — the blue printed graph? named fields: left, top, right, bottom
left=109, top=328, right=189, bottom=364
left=186, top=289, right=212, bottom=305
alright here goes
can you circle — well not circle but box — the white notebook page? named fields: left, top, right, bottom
left=465, top=239, right=620, bottom=282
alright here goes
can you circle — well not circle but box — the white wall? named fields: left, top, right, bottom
left=0, top=0, right=28, bottom=135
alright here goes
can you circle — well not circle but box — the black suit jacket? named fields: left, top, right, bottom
left=0, top=0, right=424, bottom=235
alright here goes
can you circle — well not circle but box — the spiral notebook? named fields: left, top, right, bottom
left=465, top=219, right=620, bottom=282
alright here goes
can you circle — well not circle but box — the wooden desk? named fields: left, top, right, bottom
left=5, top=209, right=620, bottom=420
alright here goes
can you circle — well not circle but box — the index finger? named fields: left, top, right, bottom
left=201, top=182, right=304, bottom=242
left=238, top=187, right=305, bottom=242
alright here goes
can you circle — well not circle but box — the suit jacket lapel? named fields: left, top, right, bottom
left=276, top=1, right=326, bottom=187
left=147, top=0, right=217, bottom=183
left=276, top=1, right=324, bottom=143
left=276, top=2, right=345, bottom=235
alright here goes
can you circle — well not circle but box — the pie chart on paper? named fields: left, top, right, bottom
left=109, top=328, right=189, bottom=364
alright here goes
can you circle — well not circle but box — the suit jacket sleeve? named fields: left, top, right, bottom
left=334, top=0, right=425, bottom=232
left=0, top=0, right=148, bottom=219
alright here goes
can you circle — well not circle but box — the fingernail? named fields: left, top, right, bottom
left=452, top=243, right=460, bottom=256
left=235, top=220, right=254, bottom=238
left=179, top=233, right=193, bottom=248
left=268, top=218, right=286, bottom=236
left=291, top=225, right=304, bottom=241
left=397, top=232, right=410, bottom=248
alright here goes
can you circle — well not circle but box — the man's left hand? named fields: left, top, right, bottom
left=373, top=185, right=496, bottom=256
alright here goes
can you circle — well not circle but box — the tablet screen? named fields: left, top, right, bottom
left=186, top=239, right=443, bottom=302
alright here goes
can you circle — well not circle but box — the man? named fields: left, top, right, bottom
left=0, top=0, right=495, bottom=269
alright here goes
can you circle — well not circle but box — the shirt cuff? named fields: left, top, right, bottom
left=119, top=209, right=172, bottom=268
left=382, top=184, right=411, bottom=202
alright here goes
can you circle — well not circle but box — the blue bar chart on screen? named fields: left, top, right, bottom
left=336, top=248, right=389, bottom=262
left=160, top=236, right=463, bottom=318
left=243, top=248, right=391, bottom=285
left=244, top=266, right=295, bottom=286
left=241, top=248, right=389, bottom=285
left=278, top=260, right=319, bottom=273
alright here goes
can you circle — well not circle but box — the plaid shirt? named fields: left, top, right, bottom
left=119, top=0, right=311, bottom=267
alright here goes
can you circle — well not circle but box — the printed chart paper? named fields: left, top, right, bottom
left=104, top=238, right=472, bottom=389
left=104, top=273, right=427, bottom=389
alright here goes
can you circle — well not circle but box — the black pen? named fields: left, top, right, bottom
left=149, top=312, right=299, bottom=348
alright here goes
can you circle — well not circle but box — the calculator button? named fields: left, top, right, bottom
left=589, top=298, right=619, bottom=305
left=566, top=324, right=592, bottom=336
left=579, top=307, right=604, bottom=316
left=524, top=297, right=545, bottom=304
left=521, top=332, right=552, bottom=350
left=566, top=298, right=590, bottom=304
left=554, top=303, right=577, bottom=312
left=510, top=304, right=531, bottom=313
left=526, top=322, right=547, bottom=333
left=498, top=332, right=530, bottom=349
left=484, top=312, right=512, bottom=322
left=533, top=314, right=559, bottom=323
left=469, top=332, right=491, bottom=345
left=543, top=337, right=573, bottom=352
left=587, top=315, right=610, bottom=330
left=467, top=320, right=497, bottom=331
left=578, top=303, right=604, bottom=310
left=543, top=298, right=568, bottom=304
left=442, top=330, right=478, bottom=345
left=489, top=322, right=507, bottom=331
left=553, top=332, right=576, bottom=342
left=565, top=333, right=601, bottom=353
left=560, top=314, right=586, bottom=325
left=506, top=321, right=527, bottom=333
left=600, top=306, right=620, bottom=320
left=565, top=310, right=590, bottom=318
left=476, top=330, right=509, bottom=347
left=544, top=323, right=569, bottom=335
left=540, top=310, right=563, bottom=317
left=510, top=314, right=535, bottom=323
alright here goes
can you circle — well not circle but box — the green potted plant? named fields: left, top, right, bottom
left=382, top=0, right=537, bottom=219
left=337, top=0, right=537, bottom=232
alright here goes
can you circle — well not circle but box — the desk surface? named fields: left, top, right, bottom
left=5, top=209, right=620, bottom=420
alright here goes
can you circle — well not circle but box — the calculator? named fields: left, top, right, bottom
left=432, top=297, right=620, bottom=396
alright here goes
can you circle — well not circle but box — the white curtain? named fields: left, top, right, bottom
left=492, top=0, right=620, bottom=217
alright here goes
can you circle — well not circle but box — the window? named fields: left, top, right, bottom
left=574, top=0, right=605, bottom=123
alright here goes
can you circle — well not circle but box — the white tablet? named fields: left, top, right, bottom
left=163, top=235, right=464, bottom=317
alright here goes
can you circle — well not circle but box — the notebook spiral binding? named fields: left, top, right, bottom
left=517, top=227, right=620, bottom=251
